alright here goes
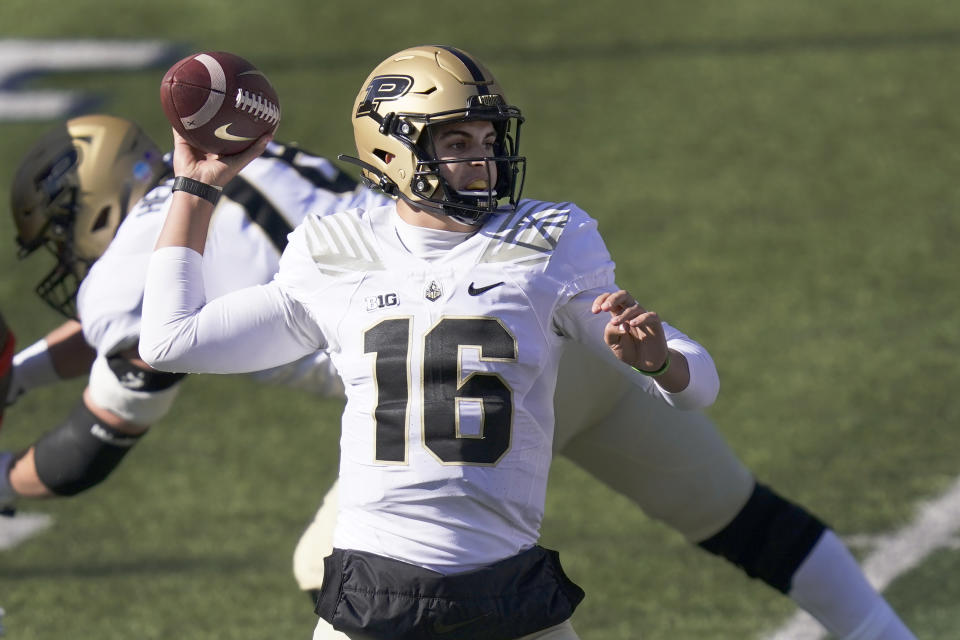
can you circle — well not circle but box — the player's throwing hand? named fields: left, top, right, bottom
left=170, top=129, right=272, bottom=189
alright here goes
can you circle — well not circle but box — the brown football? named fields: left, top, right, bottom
left=160, top=51, right=280, bottom=155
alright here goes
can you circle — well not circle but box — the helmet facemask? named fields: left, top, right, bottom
left=407, top=109, right=525, bottom=225
left=20, top=186, right=91, bottom=319
left=386, top=97, right=526, bottom=225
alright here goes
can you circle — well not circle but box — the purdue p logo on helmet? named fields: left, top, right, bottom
left=355, top=75, right=413, bottom=117
left=344, top=45, right=526, bottom=225
left=10, top=115, right=168, bottom=318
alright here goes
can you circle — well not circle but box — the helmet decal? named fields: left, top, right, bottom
left=356, top=75, right=413, bottom=119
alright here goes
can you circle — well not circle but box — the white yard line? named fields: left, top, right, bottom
left=0, top=512, right=53, bottom=551
left=764, top=475, right=960, bottom=639
left=0, top=39, right=179, bottom=121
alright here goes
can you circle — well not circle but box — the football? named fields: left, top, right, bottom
left=160, top=51, right=280, bottom=155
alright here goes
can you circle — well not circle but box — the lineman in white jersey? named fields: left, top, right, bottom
left=0, top=115, right=374, bottom=503
left=139, top=45, right=913, bottom=640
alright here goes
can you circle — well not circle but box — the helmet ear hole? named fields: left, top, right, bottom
left=91, top=206, right=111, bottom=232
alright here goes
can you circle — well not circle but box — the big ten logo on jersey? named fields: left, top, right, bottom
left=365, top=292, right=399, bottom=312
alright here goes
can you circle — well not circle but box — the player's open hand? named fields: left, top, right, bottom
left=592, top=290, right=669, bottom=373
left=171, top=128, right=272, bottom=189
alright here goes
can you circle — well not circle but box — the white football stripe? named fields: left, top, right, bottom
left=0, top=90, right=87, bottom=120
left=0, top=39, right=180, bottom=122
left=0, top=39, right=177, bottom=85
left=180, top=53, right=226, bottom=130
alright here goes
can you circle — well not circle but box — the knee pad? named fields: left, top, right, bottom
left=34, top=400, right=145, bottom=496
left=697, top=483, right=826, bottom=593
left=87, top=354, right=185, bottom=425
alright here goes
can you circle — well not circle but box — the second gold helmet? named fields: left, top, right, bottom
left=10, top=115, right=168, bottom=317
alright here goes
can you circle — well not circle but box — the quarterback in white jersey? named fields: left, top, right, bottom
left=141, top=46, right=916, bottom=640
left=139, top=45, right=723, bottom=640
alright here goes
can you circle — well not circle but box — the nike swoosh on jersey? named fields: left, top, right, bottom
left=214, top=123, right=255, bottom=142
left=432, top=612, right=493, bottom=634
left=467, top=281, right=505, bottom=296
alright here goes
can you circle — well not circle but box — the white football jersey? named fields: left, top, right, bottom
left=274, top=199, right=618, bottom=572
left=78, top=142, right=389, bottom=356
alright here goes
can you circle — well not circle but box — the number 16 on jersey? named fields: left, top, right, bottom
left=363, top=316, right=517, bottom=466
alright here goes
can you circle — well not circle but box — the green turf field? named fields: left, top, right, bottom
left=2, top=1, right=959, bottom=638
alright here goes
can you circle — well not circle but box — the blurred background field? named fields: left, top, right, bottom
left=1, top=1, right=959, bottom=638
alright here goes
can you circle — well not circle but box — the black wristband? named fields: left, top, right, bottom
left=172, top=176, right=222, bottom=205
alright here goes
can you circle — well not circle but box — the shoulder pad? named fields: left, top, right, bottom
left=301, top=209, right=385, bottom=275
left=479, top=199, right=575, bottom=265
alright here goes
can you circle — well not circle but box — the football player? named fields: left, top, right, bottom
left=137, top=46, right=915, bottom=640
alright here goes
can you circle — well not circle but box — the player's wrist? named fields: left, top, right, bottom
left=632, top=350, right=671, bottom=377
left=172, top=176, right=223, bottom=205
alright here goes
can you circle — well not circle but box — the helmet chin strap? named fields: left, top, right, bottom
left=396, top=190, right=491, bottom=227
left=420, top=181, right=499, bottom=226
left=447, top=211, right=493, bottom=227
left=339, top=153, right=499, bottom=226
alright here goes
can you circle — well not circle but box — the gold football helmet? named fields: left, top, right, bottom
left=10, top=115, right=169, bottom=317
left=340, top=45, right=525, bottom=224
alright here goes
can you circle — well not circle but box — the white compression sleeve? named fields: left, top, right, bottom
left=7, top=338, right=60, bottom=404
left=140, top=246, right=320, bottom=374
